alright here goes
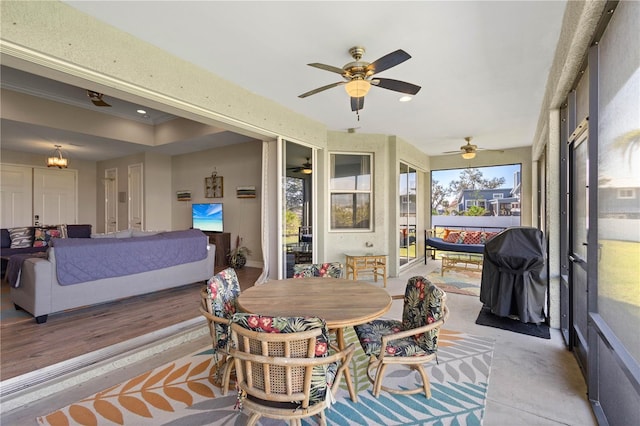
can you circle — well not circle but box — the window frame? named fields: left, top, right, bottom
left=329, top=152, right=374, bottom=231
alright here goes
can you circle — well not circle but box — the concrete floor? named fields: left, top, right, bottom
left=1, top=261, right=596, bottom=425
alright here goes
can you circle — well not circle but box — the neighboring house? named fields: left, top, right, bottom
left=599, top=177, right=640, bottom=219
left=454, top=188, right=513, bottom=215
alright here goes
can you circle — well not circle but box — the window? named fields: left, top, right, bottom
left=330, top=153, right=372, bottom=229
left=618, top=188, right=636, bottom=199
left=465, top=199, right=486, bottom=209
left=493, top=193, right=504, bottom=199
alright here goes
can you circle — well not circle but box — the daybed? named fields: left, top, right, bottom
left=424, top=226, right=504, bottom=263
left=10, top=229, right=215, bottom=323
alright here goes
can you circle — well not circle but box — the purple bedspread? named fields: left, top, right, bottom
left=52, top=229, right=208, bottom=285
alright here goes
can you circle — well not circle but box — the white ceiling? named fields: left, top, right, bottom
left=1, top=1, right=567, bottom=161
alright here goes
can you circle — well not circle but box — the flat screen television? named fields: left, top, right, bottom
left=192, top=203, right=223, bottom=233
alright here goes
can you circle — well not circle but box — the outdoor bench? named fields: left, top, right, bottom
left=424, top=225, right=505, bottom=264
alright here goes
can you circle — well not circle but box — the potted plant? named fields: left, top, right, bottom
left=228, top=235, right=251, bottom=269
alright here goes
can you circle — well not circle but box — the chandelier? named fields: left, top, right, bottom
left=47, top=145, right=68, bottom=169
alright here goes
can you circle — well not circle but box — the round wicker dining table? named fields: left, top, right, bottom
left=237, top=278, right=392, bottom=402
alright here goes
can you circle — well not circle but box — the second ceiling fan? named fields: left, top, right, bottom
left=299, top=46, right=421, bottom=116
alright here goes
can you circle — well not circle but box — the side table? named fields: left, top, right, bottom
left=204, top=232, right=231, bottom=267
left=345, top=253, right=387, bottom=287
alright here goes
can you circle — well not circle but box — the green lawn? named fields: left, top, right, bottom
left=598, top=239, right=640, bottom=306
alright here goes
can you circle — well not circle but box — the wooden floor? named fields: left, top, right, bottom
left=0, top=266, right=262, bottom=381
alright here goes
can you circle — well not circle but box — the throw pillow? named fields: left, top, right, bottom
left=9, top=227, right=33, bottom=248
left=442, top=228, right=451, bottom=239
left=456, top=231, right=466, bottom=244
left=132, top=230, right=161, bottom=237
left=481, top=231, right=498, bottom=243
left=444, top=231, right=460, bottom=243
left=34, top=227, right=62, bottom=247
left=57, top=224, right=68, bottom=238
left=1, top=229, right=11, bottom=248
left=463, top=231, right=482, bottom=244
left=91, top=229, right=133, bottom=239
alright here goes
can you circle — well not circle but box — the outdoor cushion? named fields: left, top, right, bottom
left=355, top=277, right=446, bottom=357
left=293, top=262, right=343, bottom=278
left=206, top=268, right=240, bottom=351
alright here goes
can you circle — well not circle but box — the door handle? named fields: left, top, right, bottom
left=568, top=254, right=585, bottom=265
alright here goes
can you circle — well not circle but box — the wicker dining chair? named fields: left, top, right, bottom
left=229, top=313, right=355, bottom=426
left=353, top=276, right=449, bottom=398
left=292, top=262, right=344, bottom=278
left=198, top=267, right=241, bottom=395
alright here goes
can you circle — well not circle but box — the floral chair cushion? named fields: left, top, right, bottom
left=206, top=268, right=240, bottom=351
left=292, top=262, right=343, bottom=278
left=354, top=276, right=445, bottom=358
left=231, top=313, right=335, bottom=406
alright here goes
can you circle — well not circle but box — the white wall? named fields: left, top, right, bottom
left=325, top=131, right=431, bottom=277
left=144, top=152, right=173, bottom=231
left=172, top=140, right=263, bottom=267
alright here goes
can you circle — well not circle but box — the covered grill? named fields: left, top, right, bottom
left=480, top=227, right=547, bottom=324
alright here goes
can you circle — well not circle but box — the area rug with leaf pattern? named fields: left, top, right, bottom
left=426, top=268, right=483, bottom=297
left=37, top=327, right=494, bottom=426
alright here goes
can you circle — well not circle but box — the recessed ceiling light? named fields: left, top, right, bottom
left=399, top=96, right=412, bottom=102
left=137, top=109, right=147, bottom=114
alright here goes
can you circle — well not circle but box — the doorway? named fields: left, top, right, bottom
left=399, top=163, right=417, bottom=266
left=282, top=141, right=313, bottom=278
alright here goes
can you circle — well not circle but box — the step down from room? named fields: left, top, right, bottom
left=0, top=317, right=210, bottom=413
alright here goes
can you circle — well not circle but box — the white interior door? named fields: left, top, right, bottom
left=128, top=163, right=143, bottom=231
left=33, top=168, right=77, bottom=225
left=104, top=168, right=118, bottom=233
left=0, top=164, right=33, bottom=228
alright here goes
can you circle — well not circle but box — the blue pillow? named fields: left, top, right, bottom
left=1, top=229, right=11, bottom=248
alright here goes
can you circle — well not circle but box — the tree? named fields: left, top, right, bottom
left=431, top=179, right=451, bottom=213
left=448, top=168, right=505, bottom=194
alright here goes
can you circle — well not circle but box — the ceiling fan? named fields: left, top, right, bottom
left=288, top=158, right=313, bottom=174
left=298, top=46, right=421, bottom=117
left=87, top=90, right=111, bottom=107
left=444, top=137, right=480, bottom=159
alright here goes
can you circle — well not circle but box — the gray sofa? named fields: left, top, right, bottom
left=10, top=229, right=215, bottom=323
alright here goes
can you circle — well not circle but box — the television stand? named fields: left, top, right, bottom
left=204, top=232, right=230, bottom=267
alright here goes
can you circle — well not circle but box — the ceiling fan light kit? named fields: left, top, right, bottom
left=462, top=151, right=476, bottom=160
left=47, top=145, right=68, bottom=168
left=288, top=157, right=313, bottom=174
left=345, top=79, right=371, bottom=97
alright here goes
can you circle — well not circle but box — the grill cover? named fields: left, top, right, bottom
left=480, top=227, right=547, bottom=324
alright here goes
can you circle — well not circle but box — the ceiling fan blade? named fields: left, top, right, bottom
left=372, top=78, right=421, bottom=95
left=307, top=63, right=346, bottom=75
left=87, top=90, right=111, bottom=107
left=298, top=81, right=345, bottom=98
left=365, top=49, right=411, bottom=75
left=351, top=96, right=365, bottom=112
left=90, top=98, right=111, bottom=107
